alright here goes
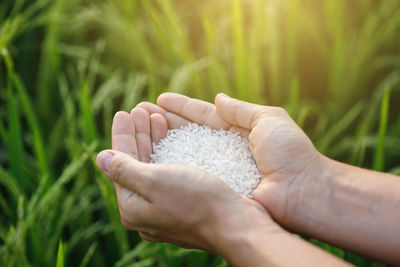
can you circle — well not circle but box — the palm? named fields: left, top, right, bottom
left=110, top=94, right=275, bottom=246
left=137, top=93, right=319, bottom=225
left=247, top=113, right=318, bottom=224
left=108, top=101, right=276, bottom=250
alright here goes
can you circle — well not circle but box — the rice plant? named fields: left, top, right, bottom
left=0, top=0, right=399, bottom=266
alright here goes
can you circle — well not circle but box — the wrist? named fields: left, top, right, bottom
left=218, top=225, right=285, bottom=267
left=205, top=199, right=284, bottom=265
left=202, top=196, right=350, bottom=267
left=285, top=154, right=344, bottom=234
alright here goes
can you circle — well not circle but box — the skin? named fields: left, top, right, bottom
left=97, top=93, right=400, bottom=266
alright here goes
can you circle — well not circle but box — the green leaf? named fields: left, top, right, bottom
left=80, top=80, right=98, bottom=144
left=373, top=86, right=391, bottom=171
left=56, top=240, right=65, bottom=267
left=13, top=74, right=49, bottom=177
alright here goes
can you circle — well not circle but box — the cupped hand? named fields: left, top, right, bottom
left=137, top=93, right=322, bottom=229
left=96, top=110, right=275, bottom=252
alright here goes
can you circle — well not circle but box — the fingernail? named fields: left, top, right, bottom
left=98, top=151, right=114, bottom=173
left=218, top=93, right=230, bottom=99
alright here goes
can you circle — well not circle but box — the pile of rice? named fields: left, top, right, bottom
left=150, top=123, right=261, bottom=198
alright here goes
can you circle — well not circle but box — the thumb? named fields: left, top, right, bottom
left=96, top=150, right=153, bottom=196
left=215, top=93, right=267, bottom=129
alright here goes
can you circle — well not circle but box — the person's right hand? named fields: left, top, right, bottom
left=137, top=93, right=323, bottom=230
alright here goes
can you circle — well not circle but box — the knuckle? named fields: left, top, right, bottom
left=197, top=104, right=207, bottom=116
left=252, top=108, right=267, bottom=127
left=110, top=156, right=125, bottom=184
left=198, top=106, right=211, bottom=124
left=233, top=103, right=241, bottom=125
left=203, top=109, right=215, bottom=126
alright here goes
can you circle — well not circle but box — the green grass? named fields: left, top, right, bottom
left=56, top=240, right=65, bottom=267
left=1, top=0, right=400, bottom=266
left=373, top=86, right=391, bottom=171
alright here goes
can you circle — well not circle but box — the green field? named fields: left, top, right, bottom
left=1, top=0, right=399, bottom=266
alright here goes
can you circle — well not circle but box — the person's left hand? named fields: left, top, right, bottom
left=96, top=110, right=276, bottom=252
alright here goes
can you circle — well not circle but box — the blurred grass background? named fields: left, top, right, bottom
left=1, top=0, right=400, bottom=266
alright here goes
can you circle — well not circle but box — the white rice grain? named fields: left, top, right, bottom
left=150, top=123, right=261, bottom=198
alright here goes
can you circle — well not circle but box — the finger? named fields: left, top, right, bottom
left=215, top=93, right=280, bottom=129
left=97, top=150, right=154, bottom=199
left=157, top=93, right=231, bottom=130
left=136, top=102, right=189, bottom=129
left=137, top=99, right=249, bottom=137
left=112, top=111, right=138, bottom=159
left=97, top=155, right=132, bottom=207
left=150, top=113, right=168, bottom=143
left=131, top=108, right=152, bottom=163
left=111, top=112, right=139, bottom=206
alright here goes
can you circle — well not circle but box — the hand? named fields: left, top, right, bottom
left=96, top=111, right=275, bottom=252
left=137, top=93, right=322, bottom=229
left=131, top=93, right=400, bottom=265
left=95, top=101, right=352, bottom=267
